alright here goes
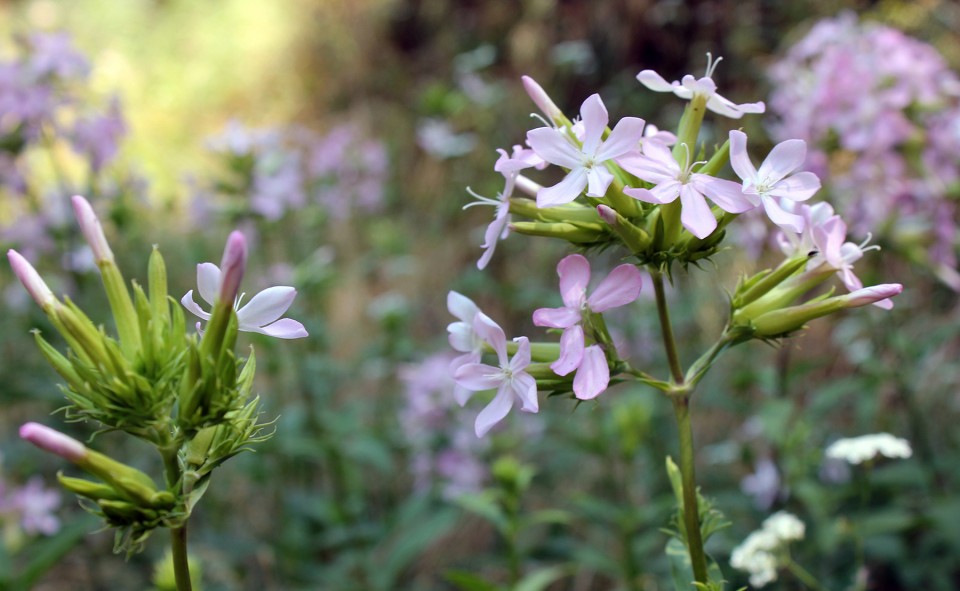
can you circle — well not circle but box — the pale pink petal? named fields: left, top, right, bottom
left=477, top=205, right=510, bottom=270
left=693, top=176, right=756, bottom=213
left=509, top=336, right=531, bottom=373
left=587, top=264, right=642, bottom=311
left=648, top=180, right=682, bottom=204
left=585, top=166, right=614, bottom=197
left=679, top=185, right=717, bottom=239
left=197, top=263, right=221, bottom=306
left=595, top=117, right=646, bottom=161
left=448, top=291, right=479, bottom=323
left=237, top=286, right=297, bottom=327
left=526, top=127, right=582, bottom=169
left=450, top=351, right=482, bottom=406
left=757, top=139, right=807, bottom=183
left=641, top=140, right=678, bottom=170
left=762, top=197, right=805, bottom=234
left=511, top=372, right=539, bottom=413
left=473, top=312, right=507, bottom=364
left=769, top=171, right=820, bottom=202
left=475, top=385, right=515, bottom=437
left=728, top=130, right=758, bottom=182
left=623, top=186, right=659, bottom=204
left=532, top=305, right=581, bottom=329
left=573, top=345, right=609, bottom=400
left=536, top=167, right=588, bottom=207
left=636, top=70, right=676, bottom=93
left=456, top=362, right=503, bottom=392
left=707, top=94, right=765, bottom=119
left=557, top=254, right=591, bottom=308
left=579, top=94, right=608, bottom=156
left=551, top=324, right=585, bottom=376
left=255, top=318, right=309, bottom=339
left=180, top=290, right=212, bottom=321
left=448, top=322, right=475, bottom=352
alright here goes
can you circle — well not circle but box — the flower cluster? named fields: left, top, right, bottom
left=730, top=511, right=806, bottom=587
left=825, top=433, right=913, bottom=465
left=768, top=12, right=960, bottom=280
left=203, top=120, right=389, bottom=222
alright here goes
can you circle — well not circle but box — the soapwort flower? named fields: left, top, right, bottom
left=533, top=254, right=642, bottom=399
left=181, top=243, right=308, bottom=339
left=453, top=313, right=538, bottom=437
left=622, top=140, right=755, bottom=238
left=729, top=130, right=821, bottom=233
left=526, top=93, right=645, bottom=207
left=637, top=53, right=766, bottom=119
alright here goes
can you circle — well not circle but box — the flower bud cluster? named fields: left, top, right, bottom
left=10, top=196, right=302, bottom=552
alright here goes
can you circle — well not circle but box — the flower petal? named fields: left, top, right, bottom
left=511, top=372, right=539, bottom=413
left=728, top=130, right=758, bottom=182
left=648, top=179, right=682, bottom=204
left=623, top=186, right=659, bottom=204
left=757, top=139, right=807, bottom=183
left=448, top=291, right=479, bottom=323
left=237, top=286, right=297, bottom=328
left=636, top=69, right=676, bottom=93
left=585, top=166, right=614, bottom=197
left=579, top=94, right=608, bottom=157
left=595, top=116, right=646, bottom=161
left=762, top=197, right=805, bottom=234
left=557, top=254, right=590, bottom=308
left=573, top=345, right=609, bottom=400
left=679, top=185, right=717, bottom=239
left=180, top=290, right=212, bottom=321
left=532, top=305, right=581, bottom=329
left=769, top=171, right=820, bottom=202
left=475, top=385, right=514, bottom=437
left=526, top=127, right=582, bottom=170
left=255, top=318, right=309, bottom=339
left=537, top=166, right=588, bottom=208
left=455, top=362, right=503, bottom=392
left=509, top=336, right=531, bottom=373
left=694, top=176, right=756, bottom=213
left=551, top=324, right=585, bottom=376
left=588, top=264, right=642, bottom=311
left=197, top=263, right=221, bottom=306
left=473, top=312, right=507, bottom=364
left=450, top=351, right=482, bottom=406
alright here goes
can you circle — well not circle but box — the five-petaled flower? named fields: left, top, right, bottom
left=729, top=130, right=821, bottom=233
left=181, top=259, right=308, bottom=339
left=637, top=53, right=766, bottom=119
left=453, top=312, right=538, bottom=437
left=526, top=93, right=645, bottom=207
left=533, top=254, right=642, bottom=400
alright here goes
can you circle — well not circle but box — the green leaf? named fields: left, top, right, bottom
left=454, top=492, right=508, bottom=533
left=665, top=538, right=726, bottom=591
left=514, top=565, right=573, bottom=591
left=444, top=570, right=501, bottom=591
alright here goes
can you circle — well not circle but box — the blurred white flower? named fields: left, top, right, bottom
left=825, top=433, right=912, bottom=464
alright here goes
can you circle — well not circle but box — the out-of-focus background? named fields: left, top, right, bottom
left=1, top=1, right=960, bottom=589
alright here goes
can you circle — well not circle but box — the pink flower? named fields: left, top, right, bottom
left=181, top=235, right=308, bottom=339
left=533, top=254, right=642, bottom=399
left=637, top=54, right=765, bottom=119
left=454, top=313, right=538, bottom=437
left=526, top=94, right=645, bottom=207
left=447, top=291, right=485, bottom=405
left=729, top=130, right=821, bottom=233
left=622, top=140, right=755, bottom=238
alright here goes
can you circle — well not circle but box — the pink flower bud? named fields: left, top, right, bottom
left=842, top=283, right=902, bottom=309
left=218, top=230, right=247, bottom=303
left=7, top=249, right=56, bottom=309
left=596, top=204, right=618, bottom=226
left=20, top=422, right=87, bottom=463
left=71, top=195, right=114, bottom=263
left=521, top=75, right=563, bottom=123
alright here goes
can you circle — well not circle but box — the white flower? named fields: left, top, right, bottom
left=637, top=53, right=765, bottom=119
left=762, top=511, right=805, bottom=542
left=730, top=511, right=807, bottom=588
left=825, top=433, right=913, bottom=464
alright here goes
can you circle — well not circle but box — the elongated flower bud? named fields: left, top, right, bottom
left=597, top=205, right=651, bottom=253
left=71, top=195, right=114, bottom=263
left=751, top=283, right=903, bottom=337
left=20, top=422, right=87, bottom=462
left=522, top=75, right=564, bottom=124
left=218, top=231, right=247, bottom=304
left=8, top=250, right=57, bottom=311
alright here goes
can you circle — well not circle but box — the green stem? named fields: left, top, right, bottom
left=672, top=396, right=709, bottom=585
left=785, top=557, right=828, bottom=591
left=161, top=446, right=193, bottom=591
left=651, top=270, right=684, bottom=384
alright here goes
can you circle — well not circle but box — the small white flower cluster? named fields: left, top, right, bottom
left=730, top=511, right=806, bottom=588
left=825, top=433, right=913, bottom=465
